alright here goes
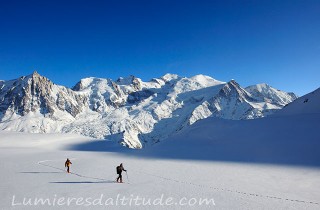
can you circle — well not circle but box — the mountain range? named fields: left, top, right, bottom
left=0, top=71, right=297, bottom=148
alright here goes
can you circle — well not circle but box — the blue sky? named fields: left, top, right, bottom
left=0, top=0, right=319, bottom=95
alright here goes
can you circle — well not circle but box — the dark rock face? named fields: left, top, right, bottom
left=0, top=71, right=86, bottom=117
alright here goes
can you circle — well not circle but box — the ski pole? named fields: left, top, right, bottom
left=126, top=171, right=130, bottom=183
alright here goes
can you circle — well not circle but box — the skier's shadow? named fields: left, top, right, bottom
left=19, top=171, right=63, bottom=174
left=50, top=180, right=115, bottom=184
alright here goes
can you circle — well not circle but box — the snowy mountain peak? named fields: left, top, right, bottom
left=245, top=83, right=298, bottom=106
left=73, top=77, right=110, bottom=91
left=255, top=82, right=270, bottom=88
left=190, top=74, right=212, bottom=81
left=161, top=73, right=180, bottom=82
left=0, top=72, right=299, bottom=148
left=190, top=74, right=225, bottom=86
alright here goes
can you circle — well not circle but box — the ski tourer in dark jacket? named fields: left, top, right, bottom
left=116, top=163, right=126, bottom=183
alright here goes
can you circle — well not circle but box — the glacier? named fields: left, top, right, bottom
left=0, top=71, right=297, bottom=148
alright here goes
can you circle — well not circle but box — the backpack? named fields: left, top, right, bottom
left=116, top=166, right=121, bottom=174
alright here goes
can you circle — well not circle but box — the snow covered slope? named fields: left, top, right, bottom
left=139, top=88, right=320, bottom=166
left=0, top=123, right=319, bottom=209
left=276, top=88, right=320, bottom=115
left=0, top=72, right=297, bottom=148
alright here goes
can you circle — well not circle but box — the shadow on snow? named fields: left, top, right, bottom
left=50, top=181, right=115, bottom=184
left=19, top=171, right=64, bottom=174
left=67, top=114, right=320, bottom=168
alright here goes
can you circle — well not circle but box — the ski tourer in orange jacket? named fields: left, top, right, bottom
left=65, top=158, right=72, bottom=173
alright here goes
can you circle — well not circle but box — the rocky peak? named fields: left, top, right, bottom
left=219, top=80, right=249, bottom=99
left=31, top=70, right=40, bottom=77
left=72, top=80, right=84, bottom=91
left=0, top=72, right=54, bottom=115
left=0, top=72, right=86, bottom=118
left=116, top=75, right=136, bottom=85
left=29, top=72, right=54, bottom=92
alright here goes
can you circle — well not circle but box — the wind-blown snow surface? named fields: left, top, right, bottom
left=1, top=131, right=320, bottom=210
left=0, top=72, right=297, bottom=148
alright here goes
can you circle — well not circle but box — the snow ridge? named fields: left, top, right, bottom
left=0, top=72, right=298, bottom=148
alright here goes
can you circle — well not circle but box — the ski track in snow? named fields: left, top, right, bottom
left=134, top=171, right=320, bottom=206
left=38, top=159, right=111, bottom=182
left=38, top=159, right=319, bottom=206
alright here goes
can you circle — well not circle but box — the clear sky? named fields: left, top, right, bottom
left=0, top=0, right=319, bottom=96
